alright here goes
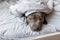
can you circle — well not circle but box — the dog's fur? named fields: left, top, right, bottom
left=25, top=12, right=47, bottom=31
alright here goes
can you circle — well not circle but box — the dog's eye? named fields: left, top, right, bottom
left=29, top=18, right=32, bottom=20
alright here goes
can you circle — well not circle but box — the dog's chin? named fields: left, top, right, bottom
left=31, top=28, right=42, bottom=32
left=30, top=26, right=42, bottom=32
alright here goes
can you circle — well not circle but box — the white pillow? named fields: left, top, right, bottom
left=9, top=0, right=53, bottom=17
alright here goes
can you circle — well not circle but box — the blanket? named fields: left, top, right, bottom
left=0, top=0, right=60, bottom=40
left=9, top=0, right=53, bottom=17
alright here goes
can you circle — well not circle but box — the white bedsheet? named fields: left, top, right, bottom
left=0, top=0, right=60, bottom=40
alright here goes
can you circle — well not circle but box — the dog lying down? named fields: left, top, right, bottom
left=1, top=0, right=60, bottom=38
left=9, top=0, right=53, bottom=31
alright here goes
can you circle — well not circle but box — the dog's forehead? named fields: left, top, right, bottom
left=30, top=12, right=42, bottom=16
left=27, top=12, right=42, bottom=18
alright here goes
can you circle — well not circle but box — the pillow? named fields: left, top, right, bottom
left=9, top=0, right=53, bottom=17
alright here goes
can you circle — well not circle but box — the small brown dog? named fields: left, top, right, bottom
left=22, top=12, right=47, bottom=31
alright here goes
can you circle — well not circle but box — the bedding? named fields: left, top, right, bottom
left=9, top=0, right=53, bottom=17
left=0, top=0, right=60, bottom=40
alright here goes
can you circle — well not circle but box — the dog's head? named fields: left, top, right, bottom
left=25, top=12, right=45, bottom=31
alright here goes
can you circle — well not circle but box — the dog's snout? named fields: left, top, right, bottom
left=30, top=23, right=42, bottom=31
left=36, top=20, right=40, bottom=25
left=33, top=27, right=41, bottom=31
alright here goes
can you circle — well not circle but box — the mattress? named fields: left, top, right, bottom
left=0, top=0, right=60, bottom=40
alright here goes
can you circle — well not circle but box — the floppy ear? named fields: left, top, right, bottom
left=40, top=12, right=48, bottom=24
left=43, top=15, right=48, bottom=24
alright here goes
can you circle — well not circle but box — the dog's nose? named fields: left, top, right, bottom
left=33, top=27, right=41, bottom=31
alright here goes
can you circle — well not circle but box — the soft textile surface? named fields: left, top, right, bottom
left=9, top=0, right=53, bottom=17
left=0, top=0, right=60, bottom=40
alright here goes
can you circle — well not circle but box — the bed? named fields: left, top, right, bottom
left=0, top=0, right=60, bottom=40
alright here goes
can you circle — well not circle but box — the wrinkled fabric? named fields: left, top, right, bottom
left=9, top=0, right=53, bottom=17
left=0, top=0, right=60, bottom=40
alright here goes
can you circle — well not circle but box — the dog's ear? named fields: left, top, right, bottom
left=40, top=12, right=48, bottom=24
left=43, top=16, right=48, bottom=24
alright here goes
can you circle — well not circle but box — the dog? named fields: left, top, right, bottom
left=9, top=0, right=53, bottom=31
left=25, top=12, right=47, bottom=31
